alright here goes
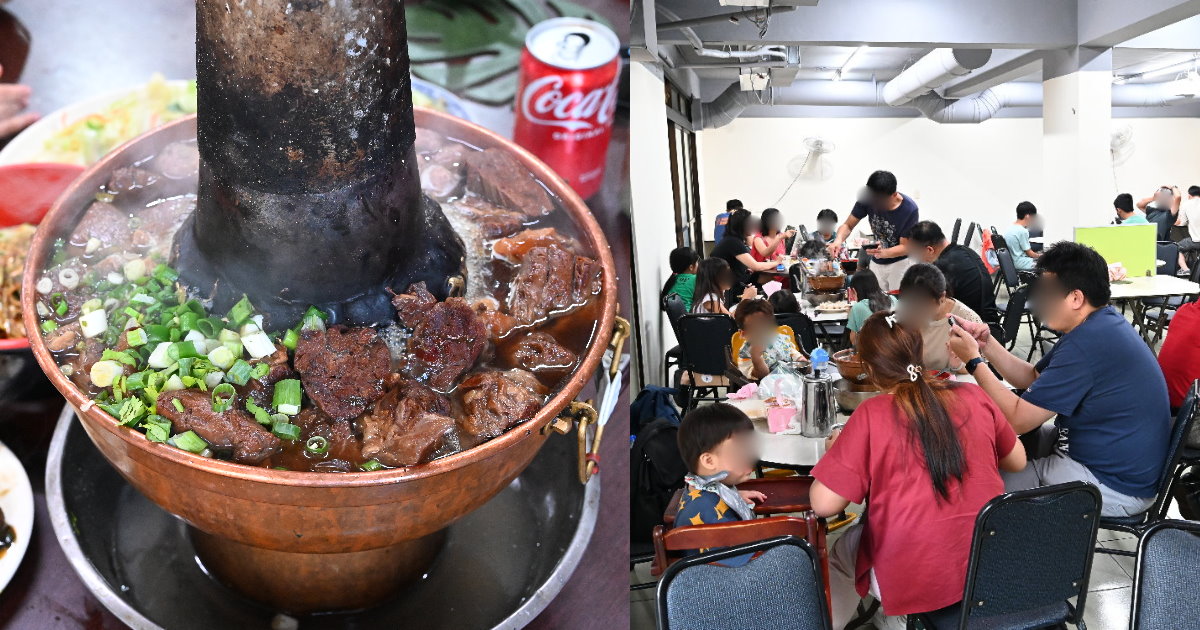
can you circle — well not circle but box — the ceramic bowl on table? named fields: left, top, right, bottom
left=833, top=379, right=882, bottom=411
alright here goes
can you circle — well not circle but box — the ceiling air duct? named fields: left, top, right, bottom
left=882, top=48, right=992, bottom=107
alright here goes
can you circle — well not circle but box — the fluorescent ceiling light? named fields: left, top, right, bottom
left=1116, top=55, right=1200, bottom=83
left=832, top=45, right=867, bottom=81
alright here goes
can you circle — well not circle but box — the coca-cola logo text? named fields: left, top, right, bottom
left=520, top=75, right=619, bottom=132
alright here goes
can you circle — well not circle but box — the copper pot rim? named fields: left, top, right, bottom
left=22, top=109, right=618, bottom=488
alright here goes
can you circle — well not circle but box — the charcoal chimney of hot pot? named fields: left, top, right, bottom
left=172, top=0, right=466, bottom=329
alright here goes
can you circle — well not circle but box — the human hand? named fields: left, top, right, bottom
left=948, top=324, right=982, bottom=362
left=738, top=489, right=767, bottom=505
left=826, top=241, right=842, bottom=258
left=951, top=314, right=989, bottom=348
left=0, top=65, right=38, bottom=140
left=825, top=427, right=843, bottom=450
left=784, top=229, right=797, bottom=238
left=740, top=285, right=758, bottom=301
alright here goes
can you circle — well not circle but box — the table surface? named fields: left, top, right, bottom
left=0, top=1, right=630, bottom=628
left=727, top=374, right=989, bottom=468
left=1109, top=274, right=1200, bottom=300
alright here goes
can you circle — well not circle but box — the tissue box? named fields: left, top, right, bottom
left=767, top=406, right=796, bottom=433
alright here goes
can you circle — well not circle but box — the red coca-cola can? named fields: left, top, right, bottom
left=515, top=17, right=620, bottom=200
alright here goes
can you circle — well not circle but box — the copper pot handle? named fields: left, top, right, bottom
left=541, top=316, right=629, bottom=484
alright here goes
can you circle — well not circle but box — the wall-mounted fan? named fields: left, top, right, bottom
left=774, top=136, right=837, bottom=206
left=1110, top=124, right=1135, bottom=192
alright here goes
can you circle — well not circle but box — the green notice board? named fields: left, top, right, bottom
left=1074, top=224, right=1157, bottom=277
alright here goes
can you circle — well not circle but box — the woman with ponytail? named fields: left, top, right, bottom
left=810, top=311, right=1027, bottom=628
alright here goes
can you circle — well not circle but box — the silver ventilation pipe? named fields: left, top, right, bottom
left=697, top=82, right=765, bottom=129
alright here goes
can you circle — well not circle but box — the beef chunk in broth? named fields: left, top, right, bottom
left=507, top=245, right=603, bottom=327
left=458, top=369, right=547, bottom=439
left=158, top=389, right=281, bottom=464
left=472, top=299, right=521, bottom=342
left=507, top=331, right=577, bottom=375
left=69, top=202, right=132, bottom=250
left=106, top=166, right=162, bottom=206
left=151, top=141, right=200, bottom=180
left=240, top=344, right=296, bottom=408
left=445, top=197, right=527, bottom=240
left=294, top=407, right=361, bottom=463
left=465, top=148, right=552, bottom=218
left=391, top=283, right=488, bottom=391
left=294, top=326, right=391, bottom=421
left=360, top=377, right=456, bottom=467
left=491, top=227, right=578, bottom=263
left=134, top=195, right=195, bottom=256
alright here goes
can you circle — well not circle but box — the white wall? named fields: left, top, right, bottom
left=695, top=116, right=1200, bottom=244
left=629, top=62, right=678, bottom=392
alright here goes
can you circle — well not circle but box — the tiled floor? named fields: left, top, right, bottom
left=629, top=292, right=1182, bottom=628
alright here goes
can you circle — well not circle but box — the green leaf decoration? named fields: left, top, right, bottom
left=405, top=0, right=613, bottom=105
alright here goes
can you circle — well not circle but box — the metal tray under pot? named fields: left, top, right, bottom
left=46, top=405, right=598, bottom=629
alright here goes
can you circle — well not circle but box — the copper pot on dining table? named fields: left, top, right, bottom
left=20, top=113, right=618, bottom=614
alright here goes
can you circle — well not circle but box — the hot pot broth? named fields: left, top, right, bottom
left=35, top=127, right=603, bottom=473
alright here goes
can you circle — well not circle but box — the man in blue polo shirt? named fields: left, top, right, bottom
left=947, top=242, right=1169, bottom=516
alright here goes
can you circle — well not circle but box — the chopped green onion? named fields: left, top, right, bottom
left=125, top=328, right=149, bottom=347
left=273, top=379, right=302, bottom=415
left=41, top=320, right=58, bottom=333
left=197, top=317, right=221, bottom=338
left=272, top=421, right=301, bottom=441
left=55, top=299, right=68, bottom=316
left=304, top=436, right=330, bottom=455
left=167, top=340, right=201, bottom=361
left=250, top=362, right=270, bottom=381
left=179, top=311, right=200, bottom=332
left=227, top=295, right=254, bottom=326
left=163, top=374, right=185, bottom=391
left=360, top=459, right=383, bottom=472
left=168, top=328, right=182, bottom=342
left=125, top=371, right=147, bottom=392
left=207, top=345, right=236, bottom=370
left=226, top=359, right=252, bottom=385
left=89, top=360, right=124, bottom=388
left=211, top=383, right=236, bottom=413
left=141, top=415, right=171, bottom=443
left=281, top=328, right=299, bottom=350
left=152, top=264, right=179, bottom=284
left=101, top=349, right=137, bottom=366
left=170, top=430, right=208, bottom=454
left=245, top=400, right=272, bottom=425
left=301, top=306, right=328, bottom=332
left=172, top=398, right=185, bottom=413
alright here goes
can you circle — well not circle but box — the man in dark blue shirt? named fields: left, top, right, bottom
left=826, top=170, right=920, bottom=293
left=947, top=242, right=1170, bottom=517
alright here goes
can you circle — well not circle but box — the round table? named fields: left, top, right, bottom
left=726, top=398, right=848, bottom=470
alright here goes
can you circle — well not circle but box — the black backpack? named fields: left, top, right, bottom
left=630, top=417, right=688, bottom=554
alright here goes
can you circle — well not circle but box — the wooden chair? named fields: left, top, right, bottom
left=650, top=475, right=829, bottom=609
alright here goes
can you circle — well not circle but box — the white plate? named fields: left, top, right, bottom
left=0, top=77, right=472, bottom=167
left=0, top=437, right=34, bottom=594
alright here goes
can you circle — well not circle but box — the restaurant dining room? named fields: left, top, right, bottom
left=0, top=0, right=632, bottom=628
left=629, top=1, right=1200, bottom=629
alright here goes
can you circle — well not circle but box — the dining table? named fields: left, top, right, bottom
left=727, top=374, right=995, bottom=471
left=0, top=1, right=630, bottom=629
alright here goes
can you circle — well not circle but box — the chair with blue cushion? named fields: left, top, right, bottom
left=1096, top=379, right=1198, bottom=557
left=1130, top=519, right=1200, bottom=630
left=907, top=482, right=1102, bottom=630
left=656, top=535, right=832, bottom=630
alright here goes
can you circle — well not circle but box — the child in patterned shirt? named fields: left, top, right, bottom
left=735, top=298, right=806, bottom=381
left=674, top=403, right=766, bottom=566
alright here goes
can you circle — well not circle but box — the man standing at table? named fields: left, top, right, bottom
left=946, top=242, right=1169, bottom=517
left=826, top=170, right=920, bottom=293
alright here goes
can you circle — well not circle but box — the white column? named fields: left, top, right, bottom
left=1041, top=47, right=1114, bottom=246
left=630, top=62, right=678, bottom=391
